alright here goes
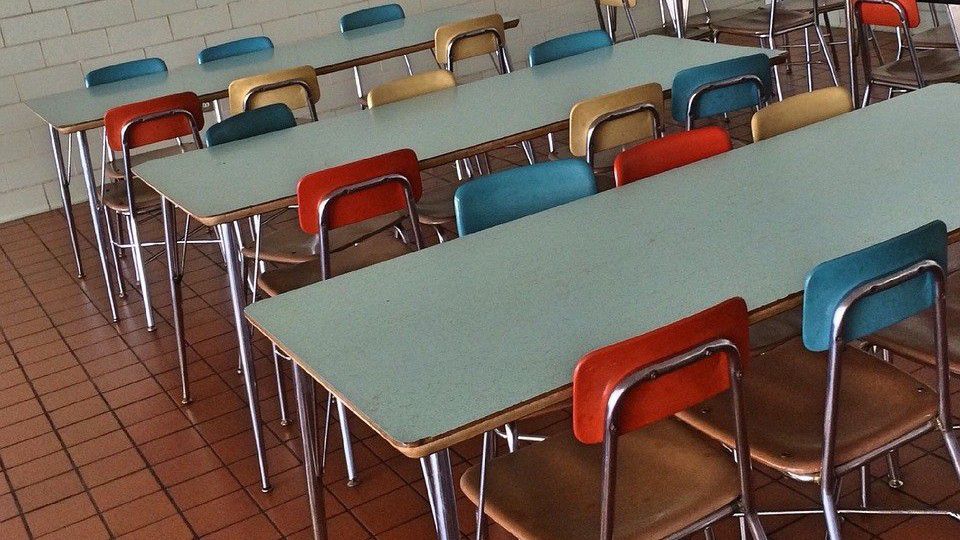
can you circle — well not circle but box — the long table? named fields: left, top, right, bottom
left=21, top=5, right=518, bottom=322
left=245, top=84, right=960, bottom=539
left=134, top=35, right=782, bottom=502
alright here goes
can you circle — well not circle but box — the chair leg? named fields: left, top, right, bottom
left=321, top=392, right=334, bottom=468
left=859, top=464, right=871, bottom=508
left=822, top=12, right=841, bottom=72
left=622, top=1, right=640, bottom=39
left=861, top=83, right=873, bottom=108
left=521, top=140, right=537, bottom=165
left=403, top=54, right=414, bottom=76
left=804, top=28, right=814, bottom=92
left=815, top=24, right=840, bottom=86
left=272, top=344, right=291, bottom=426
left=942, top=427, right=960, bottom=480
left=475, top=430, right=497, bottom=540
left=821, top=477, right=843, bottom=540
left=336, top=398, right=360, bottom=487
left=103, top=207, right=126, bottom=298
left=768, top=37, right=784, bottom=101
left=127, top=213, right=156, bottom=331
left=886, top=450, right=905, bottom=488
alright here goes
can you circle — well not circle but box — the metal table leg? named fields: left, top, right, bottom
left=217, top=222, right=271, bottom=492
left=294, top=364, right=327, bottom=540
left=49, top=125, right=83, bottom=278
left=75, top=130, right=118, bottom=322
left=161, top=198, right=190, bottom=405
left=664, top=0, right=688, bottom=37
left=846, top=0, right=860, bottom=105
left=420, top=449, right=460, bottom=540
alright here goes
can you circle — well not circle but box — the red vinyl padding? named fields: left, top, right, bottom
left=104, top=92, right=204, bottom=151
left=613, top=126, right=732, bottom=187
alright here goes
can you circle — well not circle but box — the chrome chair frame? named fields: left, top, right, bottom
left=596, top=0, right=641, bottom=41
left=685, top=74, right=767, bottom=130
left=242, top=79, right=319, bottom=121
left=291, top=173, right=424, bottom=492
left=601, top=338, right=766, bottom=540
left=857, top=0, right=925, bottom=107
left=584, top=102, right=664, bottom=165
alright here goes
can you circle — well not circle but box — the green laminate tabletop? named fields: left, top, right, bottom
left=245, top=85, right=960, bottom=458
left=135, top=36, right=783, bottom=226
left=24, top=5, right=518, bottom=133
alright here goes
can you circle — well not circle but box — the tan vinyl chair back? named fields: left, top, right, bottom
left=751, top=86, right=852, bottom=142
left=569, top=82, right=664, bottom=158
left=228, top=65, right=321, bottom=116
left=366, top=70, right=456, bottom=108
left=434, top=14, right=506, bottom=67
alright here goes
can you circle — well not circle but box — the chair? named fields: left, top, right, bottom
left=568, top=83, right=664, bottom=172
left=678, top=221, right=960, bottom=538
left=671, top=53, right=771, bottom=130
left=856, top=0, right=960, bottom=107
left=711, top=0, right=840, bottom=97
left=435, top=14, right=510, bottom=74
left=613, top=126, right=732, bottom=186
left=461, top=297, right=766, bottom=540
left=751, top=85, right=852, bottom=141
left=227, top=65, right=321, bottom=121
left=197, top=36, right=275, bottom=121
left=528, top=30, right=613, bottom=156
left=595, top=0, right=641, bottom=40
left=454, top=159, right=597, bottom=236
left=341, top=4, right=414, bottom=107
left=85, top=57, right=167, bottom=87
left=913, top=22, right=959, bottom=49
left=365, top=70, right=459, bottom=242
left=256, top=149, right=425, bottom=488
left=101, top=92, right=205, bottom=331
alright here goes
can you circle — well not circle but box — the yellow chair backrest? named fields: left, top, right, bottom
left=366, top=70, right=456, bottom=108
left=228, top=65, right=321, bottom=116
left=598, top=0, right=638, bottom=6
left=569, top=82, right=664, bottom=158
left=434, top=14, right=506, bottom=67
left=751, top=86, right=852, bottom=142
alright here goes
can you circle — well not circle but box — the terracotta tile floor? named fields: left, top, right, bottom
left=3, top=30, right=960, bottom=539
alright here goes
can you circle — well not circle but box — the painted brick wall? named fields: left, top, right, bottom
left=0, top=0, right=725, bottom=223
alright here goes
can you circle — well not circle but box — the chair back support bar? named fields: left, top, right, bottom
left=569, top=83, right=664, bottom=163
left=454, top=159, right=597, bottom=235
left=573, top=297, right=756, bottom=540
left=197, top=36, right=274, bottom=64
left=340, top=4, right=406, bottom=32
left=528, top=29, right=613, bottom=66
left=228, top=65, right=321, bottom=118
left=85, top=57, right=167, bottom=87
left=613, top=126, right=732, bottom=186
left=672, top=54, right=771, bottom=129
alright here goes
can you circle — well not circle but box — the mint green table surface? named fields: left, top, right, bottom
left=135, top=36, right=782, bottom=227
left=24, top=5, right=517, bottom=133
left=245, top=85, right=960, bottom=457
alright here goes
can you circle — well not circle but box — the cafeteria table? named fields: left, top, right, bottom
left=22, top=5, right=519, bottom=323
left=245, top=84, right=960, bottom=540
left=135, top=34, right=782, bottom=528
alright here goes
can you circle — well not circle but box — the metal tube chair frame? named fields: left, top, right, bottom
left=112, top=108, right=208, bottom=335
left=857, top=0, right=925, bottom=106
left=242, top=79, right=320, bottom=121
left=597, top=0, right=641, bottom=41
left=584, top=102, right=664, bottom=165
left=685, top=74, right=767, bottom=130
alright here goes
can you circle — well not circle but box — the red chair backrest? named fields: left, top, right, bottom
left=104, top=92, right=204, bottom=152
left=613, top=126, right=732, bottom=187
left=572, top=297, right=750, bottom=444
left=297, top=148, right=423, bottom=234
left=857, top=0, right=920, bottom=28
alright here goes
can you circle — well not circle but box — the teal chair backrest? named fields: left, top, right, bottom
left=454, top=159, right=598, bottom=235
left=802, top=220, right=947, bottom=351
left=203, top=103, right=296, bottom=147
left=340, top=4, right=405, bottom=32
left=670, top=53, right=770, bottom=123
left=528, top=30, right=613, bottom=66
left=85, top=58, right=167, bottom=87
left=198, top=36, right=274, bottom=64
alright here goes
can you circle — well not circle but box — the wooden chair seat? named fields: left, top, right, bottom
left=868, top=271, right=960, bottom=374
left=257, top=231, right=413, bottom=297
left=104, top=142, right=196, bottom=179
left=777, top=0, right=846, bottom=14
left=913, top=24, right=958, bottom=49
left=749, top=306, right=802, bottom=354
left=872, top=48, right=960, bottom=87
left=678, top=337, right=937, bottom=479
left=461, top=419, right=740, bottom=540
left=101, top=178, right=161, bottom=213
left=416, top=183, right=457, bottom=225
left=687, top=8, right=756, bottom=28
left=712, top=8, right=812, bottom=36
left=240, top=212, right=403, bottom=264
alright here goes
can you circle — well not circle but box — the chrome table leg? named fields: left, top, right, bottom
left=218, top=222, right=271, bottom=492
left=420, top=450, right=460, bottom=540
left=294, top=364, right=328, bottom=540
left=161, top=198, right=190, bottom=405
left=49, top=125, right=83, bottom=278
left=75, top=130, right=118, bottom=322
left=846, top=0, right=859, bottom=105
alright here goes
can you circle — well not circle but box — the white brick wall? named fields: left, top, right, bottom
left=0, top=0, right=736, bottom=223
